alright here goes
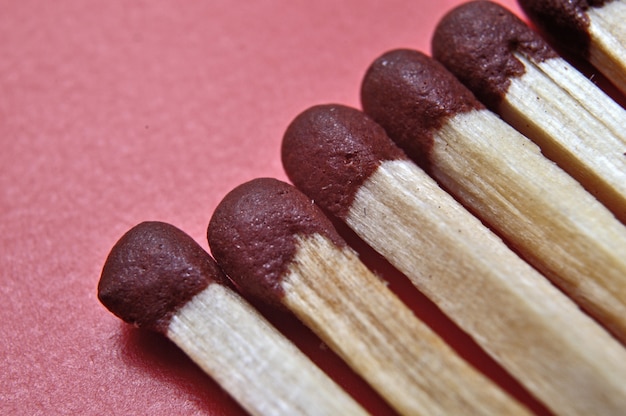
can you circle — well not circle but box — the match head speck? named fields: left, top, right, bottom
left=98, top=221, right=223, bottom=334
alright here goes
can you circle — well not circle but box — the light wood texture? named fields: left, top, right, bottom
left=433, top=109, right=626, bottom=343
left=498, top=54, right=626, bottom=222
left=167, top=283, right=368, bottom=416
left=345, top=158, right=626, bottom=416
left=282, top=233, right=527, bottom=416
left=588, top=0, right=626, bottom=95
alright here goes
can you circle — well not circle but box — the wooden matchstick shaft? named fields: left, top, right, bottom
left=208, top=178, right=528, bottom=416
left=518, top=0, right=626, bottom=95
left=168, top=283, right=366, bottom=416
left=282, top=104, right=626, bottom=416
left=349, top=159, right=626, bottom=415
left=283, top=233, right=527, bottom=416
left=347, top=159, right=626, bottom=416
left=587, top=1, right=626, bottom=93
left=432, top=1, right=626, bottom=223
left=365, top=45, right=626, bottom=344
left=431, top=109, right=626, bottom=339
left=498, top=54, right=626, bottom=222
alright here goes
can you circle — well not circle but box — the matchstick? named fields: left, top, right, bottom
left=282, top=104, right=626, bottom=416
left=361, top=48, right=626, bottom=346
left=207, top=177, right=528, bottom=416
left=518, top=0, right=626, bottom=95
left=97, top=221, right=367, bottom=416
left=431, top=1, right=626, bottom=223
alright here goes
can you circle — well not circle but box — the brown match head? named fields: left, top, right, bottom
left=432, top=1, right=558, bottom=109
left=98, top=221, right=225, bottom=334
left=281, top=104, right=406, bottom=218
left=360, top=49, right=483, bottom=169
left=208, top=178, right=346, bottom=307
left=517, top=0, right=610, bottom=57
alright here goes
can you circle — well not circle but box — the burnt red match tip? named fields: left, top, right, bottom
left=360, top=49, right=483, bottom=169
left=208, top=178, right=346, bottom=306
left=281, top=104, right=406, bottom=219
left=98, top=221, right=226, bottom=334
left=432, top=1, right=557, bottom=109
left=517, top=0, right=609, bottom=57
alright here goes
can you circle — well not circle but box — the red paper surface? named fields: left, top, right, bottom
left=0, top=0, right=584, bottom=414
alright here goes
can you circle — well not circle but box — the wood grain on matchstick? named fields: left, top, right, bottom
left=208, top=178, right=527, bottom=416
left=282, top=104, right=626, bottom=416
left=518, top=0, right=626, bottom=95
left=362, top=48, right=626, bottom=346
left=432, top=1, right=626, bottom=223
left=98, top=222, right=367, bottom=416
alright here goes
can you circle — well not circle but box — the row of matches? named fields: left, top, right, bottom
left=98, top=1, right=626, bottom=415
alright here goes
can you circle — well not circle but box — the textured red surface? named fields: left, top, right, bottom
left=1, top=1, right=563, bottom=414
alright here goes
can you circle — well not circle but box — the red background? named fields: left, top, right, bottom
left=1, top=0, right=594, bottom=414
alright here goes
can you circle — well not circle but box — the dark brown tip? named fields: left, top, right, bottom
left=517, top=0, right=610, bottom=57
left=360, top=49, right=483, bottom=169
left=281, top=104, right=406, bottom=219
left=98, top=221, right=224, bottom=334
left=208, top=178, right=346, bottom=307
left=432, top=1, right=558, bottom=109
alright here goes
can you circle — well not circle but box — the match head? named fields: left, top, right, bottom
left=360, top=49, right=483, bottom=168
left=208, top=178, right=346, bottom=306
left=282, top=104, right=406, bottom=218
left=98, top=221, right=225, bottom=334
left=432, top=1, right=558, bottom=109
left=517, top=0, right=608, bottom=56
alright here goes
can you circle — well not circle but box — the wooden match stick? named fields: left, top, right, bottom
left=518, top=0, right=626, bottom=95
left=431, top=1, right=626, bottom=223
left=282, top=104, right=626, bottom=416
left=97, top=221, right=367, bottom=416
left=362, top=48, right=626, bottom=346
left=207, top=177, right=528, bottom=416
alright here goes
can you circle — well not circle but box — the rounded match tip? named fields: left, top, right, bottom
left=98, top=221, right=224, bottom=334
left=361, top=49, right=482, bottom=168
left=208, top=178, right=345, bottom=306
left=432, top=1, right=557, bottom=109
left=517, top=0, right=605, bottom=55
left=282, top=104, right=406, bottom=219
